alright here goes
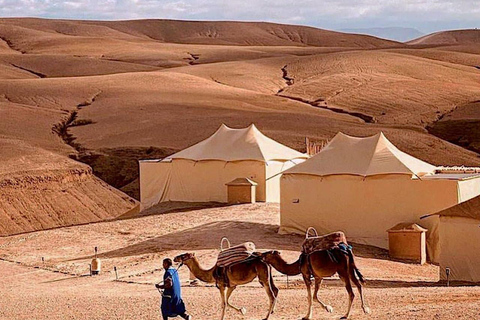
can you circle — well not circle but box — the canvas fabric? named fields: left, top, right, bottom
left=280, top=174, right=459, bottom=263
left=284, top=132, right=435, bottom=177
left=140, top=159, right=266, bottom=207
left=438, top=216, right=480, bottom=282
left=169, top=124, right=307, bottom=162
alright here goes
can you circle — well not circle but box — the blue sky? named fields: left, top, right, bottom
left=0, top=0, right=479, bottom=33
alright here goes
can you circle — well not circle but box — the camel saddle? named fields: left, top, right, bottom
left=302, top=228, right=348, bottom=255
left=216, top=238, right=256, bottom=268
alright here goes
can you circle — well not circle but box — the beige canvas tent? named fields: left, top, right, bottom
left=425, top=196, right=480, bottom=282
left=279, top=132, right=480, bottom=262
left=140, top=124, right=308, bottom=209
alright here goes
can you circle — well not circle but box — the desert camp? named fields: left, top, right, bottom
left=1, top=5, right=480, bottom=320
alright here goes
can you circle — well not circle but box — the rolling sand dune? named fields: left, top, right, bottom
left=2, top=18, right=402, bottom=48
left=408, top=29, right=480, bottom=55
left=387, top=48, right=480, bottom=68
left=409, top=29, right=480, bottom=46
left=278, top=50, right=480, bottom=125
left=0, top=18, right=480, bottom=235
left=0, top=54, right=160, bottom=78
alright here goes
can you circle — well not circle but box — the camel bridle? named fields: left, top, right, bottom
left=178, top=253, right=195, bottom=263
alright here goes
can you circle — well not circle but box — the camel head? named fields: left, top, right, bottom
left=174, top=252, right=195, bottom=264
left=261, top=250, right=281, bottom=264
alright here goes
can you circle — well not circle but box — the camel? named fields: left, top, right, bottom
left=261, top=249, right=370, bottom=320
left=174, top=252, right=278, bottom=320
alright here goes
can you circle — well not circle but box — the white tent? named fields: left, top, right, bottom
left=426, top=196, right=480, bottom=283
left=279, top=132, right=480, bottom=262
left=140, top=124, right=308, bottom=209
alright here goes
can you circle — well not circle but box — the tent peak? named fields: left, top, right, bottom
left=284, top=131, right=435, bottom=177
left=165, top=123, right=308, bottom=162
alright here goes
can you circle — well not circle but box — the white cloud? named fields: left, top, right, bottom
left=0, top=0, right=478, bottom=32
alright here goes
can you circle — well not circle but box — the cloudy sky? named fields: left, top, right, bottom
left=0, top=0, right=479, bottom=33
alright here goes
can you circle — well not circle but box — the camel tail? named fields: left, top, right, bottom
left=347, top=249, right=365, bottom=284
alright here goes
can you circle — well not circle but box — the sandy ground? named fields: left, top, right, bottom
left=1, top=203, right=479, bottom=320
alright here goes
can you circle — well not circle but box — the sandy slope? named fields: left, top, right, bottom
left=408, top=29, right=480, bottom=46
left=408, top=29, right=480, bottom=55
left=0, top=204, right=479, bottom=319
left=279, top=50, right=480, bottom=125
left=1, top=18, right=401, bottom=48
left=0, top=18, right=480, bottom=232
left=0, top=138, right=138, bottom=236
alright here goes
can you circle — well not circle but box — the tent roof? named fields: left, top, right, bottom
left=226, top=177, right=258, bottom=186
left=431, top=195, right=480, bottom=220
left=283, top=132, right=435, bottom=177
left=167, top=124, right=308, bottom=162
left=387, top=223, right=428, bottom=233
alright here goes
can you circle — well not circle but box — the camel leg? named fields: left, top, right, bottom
left=268, top=266, right=279, bottom=314
left=258, top=265, right=277, bottom=320
left=226, top=286, right=247, bottom=315
left=350, top=269, right=370, bottom=314
left=339, top=271, right=355, bottom=319
left=313, top=277, right=333, bottom=313
left=302, top=274, right=313, bottom=320
left=218, top=285, right=227, bottom=320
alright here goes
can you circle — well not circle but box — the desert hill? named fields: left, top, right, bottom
left=341, top=27, right=424, bottom=42
left=409, top=29, right=480, bottom=46
left=427, top=100, right=480, bottom=154
left=408, top=29, right=480, bottom=55
left=0, top=138, right=138, bottom=236
left=1, top=18, right=401, bottom=48
left=1, top=18, right=480, bottom=235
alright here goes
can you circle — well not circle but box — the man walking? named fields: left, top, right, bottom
left=156, top=258, right=191, bottom=320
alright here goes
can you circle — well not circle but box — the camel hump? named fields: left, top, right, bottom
left=217, top=240, right=256, bottom=267
left=302, top=229, right=347, bottom=254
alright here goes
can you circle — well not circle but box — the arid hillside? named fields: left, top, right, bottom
left=408, top=29, right=480, bottom=55
left=409, top=29, right=480, bottom=46
left=1, top=18, right=401, bottom=48
left=1, top=19, right=480, bottom=234
left=0, top=138, right=138, bottom=236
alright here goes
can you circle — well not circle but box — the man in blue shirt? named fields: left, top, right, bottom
left=156, top=258, right=191, bottom=320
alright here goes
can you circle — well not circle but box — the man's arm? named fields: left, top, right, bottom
left=164, top=277, right=173, bottom=289
left=155, top=277, right=173, bottom=289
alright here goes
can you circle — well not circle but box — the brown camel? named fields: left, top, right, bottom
left=174, top=252, right=278, bottom=320
left=261, top=249, right=370, bottom=319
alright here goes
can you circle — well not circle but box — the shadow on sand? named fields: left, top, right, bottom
left=118, top=201, right=230, bottom=220
left=318, top=278, right=478, bottom=288
left=73, top=220, right=388, bottom=262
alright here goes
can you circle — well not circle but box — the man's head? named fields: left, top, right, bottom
left=163, top=258, right=173, bottom=270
